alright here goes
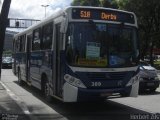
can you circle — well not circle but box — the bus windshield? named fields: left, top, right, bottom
left=66, top=22, right=138, bottom=68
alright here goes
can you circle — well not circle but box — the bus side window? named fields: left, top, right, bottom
left=19, top=36, right=22, bottom=52
left=19, top=35, right=26, bottom=52
left=12, top=39, right=15, bottom=52
left=42, top=22, right=53, bottom=50
left=16, top=38, right=20, bottom=52
left=32, top=28, right=41, bottom=51
left=22, top=35, right=26, bottom=52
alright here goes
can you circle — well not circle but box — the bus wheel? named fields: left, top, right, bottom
left=44, top=80, right=52, bottom=102
left=150, top=88, right=156, bottom=92
left=18, top=69, right=24, bottom=86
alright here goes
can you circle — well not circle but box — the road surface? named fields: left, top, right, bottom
left=1, top=69, right=160, bottom=120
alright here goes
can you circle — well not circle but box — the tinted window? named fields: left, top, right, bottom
left=66, top=22, right=138, bottom=68
left=32, top=28, right=41, bottom=51
left=42, top=23, right=53, bottom=50
left=15, top=38, right=20, bottom=52
left=19, top=35, right=26, bottom=52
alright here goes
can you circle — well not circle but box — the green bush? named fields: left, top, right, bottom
left=3, top=50, right=12, bottom=57
left=154, top=60, right=160, bottom=70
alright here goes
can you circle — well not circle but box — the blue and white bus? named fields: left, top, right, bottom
left=12, top=6, right=140, bottom=102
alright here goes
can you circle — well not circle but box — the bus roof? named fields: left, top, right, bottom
left=14, top=6, right=137, bottom=38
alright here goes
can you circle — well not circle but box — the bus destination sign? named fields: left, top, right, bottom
left=72, top=8, right=135, bottom=24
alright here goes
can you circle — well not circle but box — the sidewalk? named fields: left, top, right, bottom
left=0, top=81, right=30, bottom=120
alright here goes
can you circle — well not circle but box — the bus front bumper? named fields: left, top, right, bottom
left=63, top=82, right=139, bottom=102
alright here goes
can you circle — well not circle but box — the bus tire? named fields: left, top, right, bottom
left=150, top=88, right=156, bottom=92
left=42, top=76, right=52, bottom=102
left=121, top=92, right=129, bottom=97
left=18, top=69, right=24, bottom=86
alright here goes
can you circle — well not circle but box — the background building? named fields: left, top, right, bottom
left=4, top=30, right=17, bottom=51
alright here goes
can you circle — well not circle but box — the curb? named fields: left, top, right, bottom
left=0, top=82, right=5, bottom=90
left=0, top=81, right=38, bottom=120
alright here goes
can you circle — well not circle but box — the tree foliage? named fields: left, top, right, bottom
left=71, top=0, right=100, bottom=6
left=71, top=0, right=116, bottom=8
left=116, top=0, right=160, bottom=64
left=111, top=0, right=128, bottom=9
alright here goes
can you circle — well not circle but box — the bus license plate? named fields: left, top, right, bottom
left=100, top=93, right=112, bottom=97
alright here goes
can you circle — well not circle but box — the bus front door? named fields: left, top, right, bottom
left=53, top=23, right=63, bottom=97
left=26, top=34, right=32, bottom=84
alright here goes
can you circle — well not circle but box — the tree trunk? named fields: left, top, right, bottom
left=0, top=0, right=12, bottom=79
left=149, top=41, right=154, bottom=66
left=140, top=34, right=149, bottom=60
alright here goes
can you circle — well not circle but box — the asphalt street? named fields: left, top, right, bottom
left=0, top=69, right=160, bottom=120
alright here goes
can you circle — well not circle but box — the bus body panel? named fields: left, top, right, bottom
left=12, top=6, right=139, bottom=102
left=63, top=80, right=138, bottom=102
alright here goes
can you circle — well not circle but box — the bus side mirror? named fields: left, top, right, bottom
left=60, top=17, right=68, bottom=33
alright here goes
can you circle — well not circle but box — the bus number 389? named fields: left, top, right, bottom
left=91, top=82, right=102, bottom=87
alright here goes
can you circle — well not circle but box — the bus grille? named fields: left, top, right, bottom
left=87, top=72, right=127, bottom=81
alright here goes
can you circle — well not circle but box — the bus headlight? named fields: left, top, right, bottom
left=155, top=76, right=159, bottom=81
left=64, top=74, right=86, bottom=88
left=126, top=76, right=139, bottom=87
left=139, top=77, right=143, bottom=82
